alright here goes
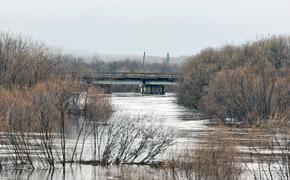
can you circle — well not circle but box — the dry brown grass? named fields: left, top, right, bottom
left=158, top=125, right=242, bottom=180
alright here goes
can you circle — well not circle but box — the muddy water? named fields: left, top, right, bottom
left=0, top=93, right=209, bottom=180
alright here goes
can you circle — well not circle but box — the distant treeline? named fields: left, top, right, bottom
left=0, top=32, right=93, bottom=88
left=178, top=36, right=290, bottom=123
left=89, top=58, right=179, bottom=73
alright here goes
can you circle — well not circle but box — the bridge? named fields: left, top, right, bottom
left=82, top=72, right=178, bottom=95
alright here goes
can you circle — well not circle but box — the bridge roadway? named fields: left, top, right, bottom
left=82, top=72, right=178, bottom=94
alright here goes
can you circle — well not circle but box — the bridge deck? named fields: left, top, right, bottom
left=83, top=72, right=178, bottom=82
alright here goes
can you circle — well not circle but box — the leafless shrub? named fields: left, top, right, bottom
left=78, top=114, right=174, bottom=166
left=0, top=78, right=85, bottom=169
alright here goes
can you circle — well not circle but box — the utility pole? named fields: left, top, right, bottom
left=142, top=51, right=146, bottom=73
left=163, top=52, right=170, bottom=73
left=166, top=52, right=170, bottom=63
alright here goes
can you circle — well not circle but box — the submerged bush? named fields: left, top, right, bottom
left=82, top=115, right=174, bottom=166
left=162, top=126, right=242, bottom=180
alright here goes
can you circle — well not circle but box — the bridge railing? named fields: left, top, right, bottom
left=88, top=72, right=178, bottom=80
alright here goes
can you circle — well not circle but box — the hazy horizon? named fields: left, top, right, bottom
left=1, top=0, right=290, bottom=57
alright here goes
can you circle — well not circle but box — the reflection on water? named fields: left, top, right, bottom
left=0, top=165, right=163, bottom=180
left=0, top=93, right=208, bottom=180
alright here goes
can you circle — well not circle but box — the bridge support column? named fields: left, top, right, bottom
left=100, top=84, right=112, bottom=94
left=140, top=84, right=165, bottom=95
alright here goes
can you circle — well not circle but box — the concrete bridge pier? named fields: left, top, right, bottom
left=140, top=84, right=165, bottom=95
left=100, top=84, right=112, bottom=94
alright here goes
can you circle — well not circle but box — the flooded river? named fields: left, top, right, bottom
left=0, top=93, right=209, bottom=180
left=111, top=93, right=209, bottom=152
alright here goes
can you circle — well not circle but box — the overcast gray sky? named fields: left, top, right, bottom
left=1, top=0, right=290, bottom=56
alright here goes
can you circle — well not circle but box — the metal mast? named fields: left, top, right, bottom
left=142, top=51, right=146, bottom=73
